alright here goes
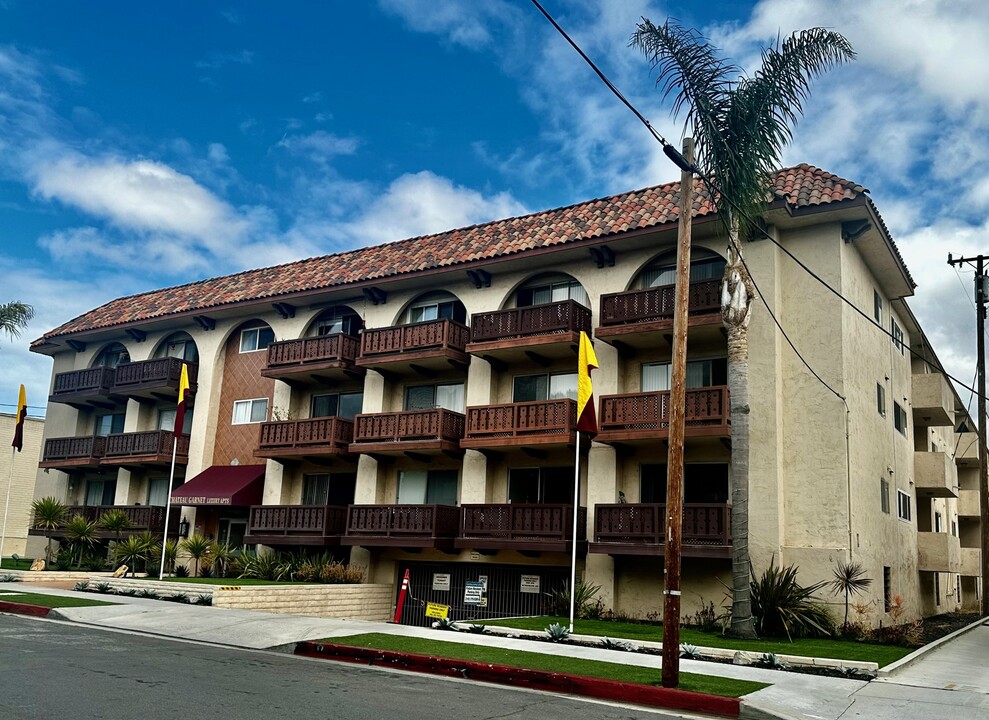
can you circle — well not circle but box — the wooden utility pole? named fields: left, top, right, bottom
left=662, top=137, right=694, bottom=688
left=947, top=253, right=989, bottom=615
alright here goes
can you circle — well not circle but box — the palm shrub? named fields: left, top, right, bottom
left=97, top=509, right=132, bottom=543
left=749, top=558, right=835, bottom=640
left=829, top=561, right=872, bottom=631
left=209, top=543, right=236, bottom=579
left=132, top=531, right=161, bottom=574
left=31, top=496, right=68, bottom=564
left=162, top=539, right=179, bottom=575
left=113, top=535, right=151, bottom=578
left=62, top=515, right=100, bottom=567
left=179, top=534, right=213, bottom=577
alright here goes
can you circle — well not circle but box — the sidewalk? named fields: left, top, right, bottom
left=2, top=582, right=986, bottom=720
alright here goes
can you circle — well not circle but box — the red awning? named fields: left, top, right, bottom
left=171, top=464, right=266, bottom=507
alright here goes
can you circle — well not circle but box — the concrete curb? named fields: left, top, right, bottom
left=877, top=615, right=988, bottom=677
left=0, top=600, right=53, bottom=618
left=295, top=640, right=743, bottom=718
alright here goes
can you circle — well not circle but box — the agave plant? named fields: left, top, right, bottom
left=749, top=558, right=835, bottom=640
left=31, top=497, right=68, bottom=564
left=545, top=623, right=571, bottom=642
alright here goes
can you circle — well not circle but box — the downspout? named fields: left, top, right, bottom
left=843, top=398, right=853, bottom=561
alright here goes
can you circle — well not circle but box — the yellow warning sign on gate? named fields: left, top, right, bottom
left=425, top=602, right=449, bottom=619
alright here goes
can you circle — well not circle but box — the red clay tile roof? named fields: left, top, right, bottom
left=33, top=163, right=879, bottom=346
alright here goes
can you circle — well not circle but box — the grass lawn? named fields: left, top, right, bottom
left=1, top=558, right=35, bottom=570
left=327, top=633, right=767, bottom=698
left=140, top=577, right=307, bottom=586
left=0, top=592, right=116, bottom=608
left=484, top=617, right=912, bottom=666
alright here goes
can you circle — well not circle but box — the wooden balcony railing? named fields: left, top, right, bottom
left=359, top=319, right=469, bottom=361
left=264, top=333, right=361, bottom=369
left=112, top=357, right=197, bottom=392
left=41, top=435, right=107, bottom=465
left=598, top=387, right=729, bottom=438
left=460, top=504, right=586, bottom=544
left=257, top=417, right=354, bottom=452
left=30, top=504, right=177, bottom=536
left=246, top=505, right=348, bottom=541
left=464, top=399, right=577, bottom=444
left=599, top=279, right=721, bottom=327
left=352, top=409, right=465, bottom=445
left=103, top=430, right=189, bottom=461
left=593, top=503, right=730, bottom=553
left=50, top=366, right=116, bottom=400
left=470, top=299, right=592, bottom=344
left=344, top=504, right=461, bottom=544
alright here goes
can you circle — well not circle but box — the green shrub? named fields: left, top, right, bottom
left=542, top=579, right=602, bottom=618
left=545, top=623, right=571, bottom=642
left=749, top=558, right=835, bottom=639
left=195, top=594, right=213, bottom=606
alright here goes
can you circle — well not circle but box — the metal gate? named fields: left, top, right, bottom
left=395, top=561, right=569, bottom=627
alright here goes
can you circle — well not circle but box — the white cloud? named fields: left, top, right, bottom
left=195, top=49, right=255, bottom=70
left=378, top=0, right=524, bottom=48
left=275, top=131, right=360, bottom=162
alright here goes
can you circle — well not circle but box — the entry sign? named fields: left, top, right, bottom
left=426, top=603, right=449, bottom=619
left=464, top=581, right=484, bottom=605
left=432, top=573, right=451, bottom=591
left=520, top=574, right=541, bottom=594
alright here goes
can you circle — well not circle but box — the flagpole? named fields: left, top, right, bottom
left=568, top=430, right=581, bottom=633
left=0, top=448, right=15, bottom=563
left=158, top=436, right=178, bottom=580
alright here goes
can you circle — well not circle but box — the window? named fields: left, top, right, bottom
left=893, top=402, right=907, bottom=435
left=240, top=326, right=275, bottom=352
left=897, top=489, right=912, bottom=521
left=311, top=392, right=363, bottom=420
left=641, top=253, right=725, bottom=288
left=94, top=343, right=130, bottom=369
left=158, top=407, right=193, bottom=434
left=314, top=308, right=360, bottom=336
left=302, top=473, right=356, bottom=506
left=397, top=470, right=458, bottom=505
left=85, top=478, right=117, bottom=506
left=232, top=398, right=269, bottom=424
left=952, top=517, right=958, bottom=537
left=508, top=467, right=574, bottom=504
left=640, top=463, right=730, bottom=504
left=404, top=383, right=465, bottom=412
left=517, top=278, right=588, bottom=308
left=94, top=412, right=125, bottom=436
left=883, top=566, right=892, bottom=612
left=876, top=383, right=886, bottom=417
left=641, top=358, right=727, bottom=392
left=934, top=511, right=943, bottom=533
left=147, top=477, right=168, bottom=507
left=156, top=332, right=199, bottom=362
left=892, top=318, right=904, bottom=355
left=513, top=372, right=577, bottom=402
left=873, top=290, right=883, bottom=324
left=935, top=573, right=941, bottom=606
left=880, top=477, right=890, bottom=514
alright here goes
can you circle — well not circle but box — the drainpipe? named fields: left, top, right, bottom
left=843, top=398, right=853, bottom=561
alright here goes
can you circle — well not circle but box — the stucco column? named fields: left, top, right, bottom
left=261, top=459, right=287, bottom=504
left=460, top=450, right=489, bottom=503
left=584, top=442, right=618, bottom=610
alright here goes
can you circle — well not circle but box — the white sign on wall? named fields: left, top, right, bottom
left=520, top=574, right=541, bottom=594
left=432, top=573, right=451, bottom=591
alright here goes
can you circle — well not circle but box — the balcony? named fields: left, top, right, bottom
left=39, top=435, right=106, bottom=470
left=111, top=357, right=197, bottom=403
left=342, top=504, right=460, bottom=549
left=590, top=503, right=731, bottom=557
left=28, top=504, right=179, bottom=540
left=955, top=431, right=980, bottom=467
left=457, top=504, right=586, bottom=553
left=961, top=547, right=981, bottom=577
left=255, top=418, right=354, bottom=461
left=260, top=334, right=364, bottom=385
left=351, top=409, right=465, bottom=456
left=917, top=531, right=962, bottom=573
left=358, top=319, right=470, bottom=374
left=101, top=430, right=189, bottom=468
left=48, top=367, right=119, bottom=409
left=596, top=279, right=722, bottom=349
left=244, top=504, right=348, bottom=547
left=912, top=372, right=953, bottom=427
left=913, top=451, right=957, bottom=498
left=958, top=489, right=981, bottom=518
left=596, top=387, right=730, bottom=445
left=462, top=399, right=577, bottom=450
left=467, top=300, right=592, bottom=363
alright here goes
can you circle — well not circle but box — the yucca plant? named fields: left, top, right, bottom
left=162, top=539, right=179, bottom=575
left=829, top=561, right=872, bottom=629
left=113, top=535, right=150, bottom=578
left=62, top=514, right=100, bottom=567
left=749, top=558, right=835, bottom=640
left=179, top=534, right=213, bottom=577
left=209, top=542, right=235, bottom=579
left=31, top=496, right=68, bottom=564
left=97, top=509, right=132, bottom=543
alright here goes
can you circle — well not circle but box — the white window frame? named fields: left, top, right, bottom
left=232, top=398, right=269, bottom=425
left=896, top=489, right=912, bottom=522
left=240, top=326, right=275, bottom=353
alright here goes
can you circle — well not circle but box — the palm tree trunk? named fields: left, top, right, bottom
left=723, top=237, right=758, bottom=639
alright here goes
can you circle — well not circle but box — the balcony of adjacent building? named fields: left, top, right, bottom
left=243, top=504, right=349, bottom=547
left=255, top=417, right=355, bottom=462
left=28, top=504, right=179, bottom=541
left=110, top=357, right=197, bottom=403
left=48, top=366, right=120, bottom=410
left=912, top=372, right=954, bottom=427
left=958, top=489, right=981, bottom=518
left=913, top=451, right=958, bottom=498
left=341, top=504, right=461, bottom=550
left=917, top=530, right=962, bottom=573
left=590, top=502, right=731, bottom=557
left=39, top=431, right=189, bottom=471
left=960, top=547, right=981, bottom=577
left=954, top=430, right=980, bottom=467
left=457, top=503, right=586, bottom=554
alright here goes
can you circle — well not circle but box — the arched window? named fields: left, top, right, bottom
left=311, top=306, right=363, bottom=337
left=404, top=292, right=466, bottom=324
left=92, top=343, right=130, bottom=369
left=639, top=249, right=725, bottom=289
left=154, top=332, right=199, bottom=363
left=516, top=274, right=588, bottom=308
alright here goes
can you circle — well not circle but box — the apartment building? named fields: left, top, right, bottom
left=28, top=163, right=982, bottom=624
left=2, top=411, right=45, bottom=559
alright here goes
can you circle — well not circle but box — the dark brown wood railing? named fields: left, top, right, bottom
left=103, top=430, right=189, bottom=459
left=599, top=387, right=729, bottom=433
left=460, top=504, right=586, bottom=542
left=264, top=334, right=360, bottom=368
left=353, top=409, right=465, bottom=444
left=465, top=399, right=577, bottom=440
left=345, top=504, right=460, bottom=539
left=599, top=279, right=720, bottom=327
left=112, top=357, right=197, bottom=390
left=43, top=505, right=174, bottom=533
left=257, top=418, right=354, bottom=450
left=360, top=319, right=469, bottom=359
left=594, top=503, right=730, bottom=547
left=247, top=505, right=348, bottom=539
left=42, top=435, right=107, bottom=463
left=50, top=367, right=116, bottom=398
left=470, top=299, right=591, bottom=343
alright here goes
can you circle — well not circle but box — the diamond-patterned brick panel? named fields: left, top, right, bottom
left=213, top=331, right=275, bottom=467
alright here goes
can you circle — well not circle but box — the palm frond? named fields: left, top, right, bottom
left=0, top=301, right=34, bottom=339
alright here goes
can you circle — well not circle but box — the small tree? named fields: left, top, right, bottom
left=180, top=534, right=212, bottom=577
left=31, top=497, right=68, bottom=564
left=113, top=535, right=150, bottom=578
left=131, top=531, right=161, bottom=574
left=63, top=515, right=100, bottom=567
left=97, top=509, right=133, bottom=544
left=210, top=542, right=235, bottom=579
left=162, top=539, right=179, bottom=575
left=830, top=561, right=872, bottom=630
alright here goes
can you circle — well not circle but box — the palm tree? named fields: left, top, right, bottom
left=113, top=535, right=150, bottom=578
left=131, top=530, right=161, bottom=574
left=97, top=508, right=133, bottom=543
left=162, top=539, right=179, bottom=576
left=179, top=534, right=213, bottom=577
left=31, top=496, right=68, bottom=565
left=0, top=301, right=34, bottom=340
left=631, top=20, right=854, bottom=638
left=830, top=560, right=872, bottom=629
left=209, top=542, right=235, bottom=579
left=62, top=514, right=100, bottom=567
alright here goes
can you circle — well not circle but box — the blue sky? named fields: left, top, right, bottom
left=2, top=0, right=988, bottom=418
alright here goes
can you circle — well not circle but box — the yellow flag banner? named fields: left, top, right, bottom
left=576, top=331, right=599, bottom=433
left=173, top=364, right=190, bottom=436
left=11, top=384, right=26, bottom=452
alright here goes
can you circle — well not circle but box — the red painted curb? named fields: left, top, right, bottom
left=295, top=641, right=741, bottom=718
left=0, top=600, right=53, bottom=618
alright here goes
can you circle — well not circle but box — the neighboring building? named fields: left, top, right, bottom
left=1, top=411, right=45, bottom=559
left=29, top=164, right=983, bottom=624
